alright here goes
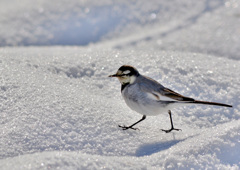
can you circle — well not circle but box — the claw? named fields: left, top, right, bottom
left=161, top=128, right=182, bottom=133
left=118, top=125, right=139, bottom=131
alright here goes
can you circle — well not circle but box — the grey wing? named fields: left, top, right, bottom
left=138, top=75, right=195, bottom=101
left=162, top=88, right=195, bottom=101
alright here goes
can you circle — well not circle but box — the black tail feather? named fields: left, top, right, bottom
left=193, top=100, right=232, bottom=107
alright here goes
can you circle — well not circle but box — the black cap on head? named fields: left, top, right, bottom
left=118, top=65, right=140, bottom=76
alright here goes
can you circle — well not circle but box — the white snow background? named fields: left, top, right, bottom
left=0, top=0, right=240, bottom=169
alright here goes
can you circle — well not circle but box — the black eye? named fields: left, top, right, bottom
left=121, top=73, right=129, bottom=77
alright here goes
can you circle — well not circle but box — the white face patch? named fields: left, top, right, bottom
left=123, top=70, right=131, bottom=75
left=116, top=70, right=122, bottom=75
left=117, top=74, right=136, bottom=84
left=129, top=75, right=136, bottom=84
left=116, top=69, right=136, bottom=84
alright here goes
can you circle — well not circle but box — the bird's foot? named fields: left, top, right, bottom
left=161, top=127, right=182, bottom=133
left=118, top=125, right=139, bottom=131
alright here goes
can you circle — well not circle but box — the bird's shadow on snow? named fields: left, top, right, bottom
left=135, top=139, right=183, bottom=157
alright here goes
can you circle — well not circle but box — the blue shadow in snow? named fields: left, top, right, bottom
left=135, top=139, right=183, bottom=157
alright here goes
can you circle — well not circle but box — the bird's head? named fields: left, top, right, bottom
left=109, top=65, right=139, bottom=84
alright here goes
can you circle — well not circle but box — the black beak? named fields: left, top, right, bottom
left=108, top=74, right=118, bottom=77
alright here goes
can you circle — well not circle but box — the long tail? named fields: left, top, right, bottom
left=192, top=100, right=232, bottom=107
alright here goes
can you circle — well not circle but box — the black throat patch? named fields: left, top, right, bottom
left=121, top=83, right=129, bottom=92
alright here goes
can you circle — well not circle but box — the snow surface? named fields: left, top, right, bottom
left=0, top=0, right=240, bottom=169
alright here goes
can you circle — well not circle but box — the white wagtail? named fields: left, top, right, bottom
left=109, top=65, right=232, bottom=133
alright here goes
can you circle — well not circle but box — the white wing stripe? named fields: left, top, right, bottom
left=146, top=92, right=178, bottom=101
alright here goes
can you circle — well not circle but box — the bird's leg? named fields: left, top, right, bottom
left=119, top=115, right=146, bottom=130
left=161, top=110, right=181, bottom=133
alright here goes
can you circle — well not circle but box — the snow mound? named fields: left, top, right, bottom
left=0, top=47, right=239, bottom=169
left=0, top=0, right=240, bottom=169
left=1, top=0, right=240, bottom=59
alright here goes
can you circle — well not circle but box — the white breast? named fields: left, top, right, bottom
left=121, top=84, right=173, bottom=116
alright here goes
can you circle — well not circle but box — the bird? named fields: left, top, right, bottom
left=109, top=65, right=232, bottom=133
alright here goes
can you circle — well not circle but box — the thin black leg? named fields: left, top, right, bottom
left=161, top=110, right=181, bottom=133
left=119, top=115, right=146, bottom=130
